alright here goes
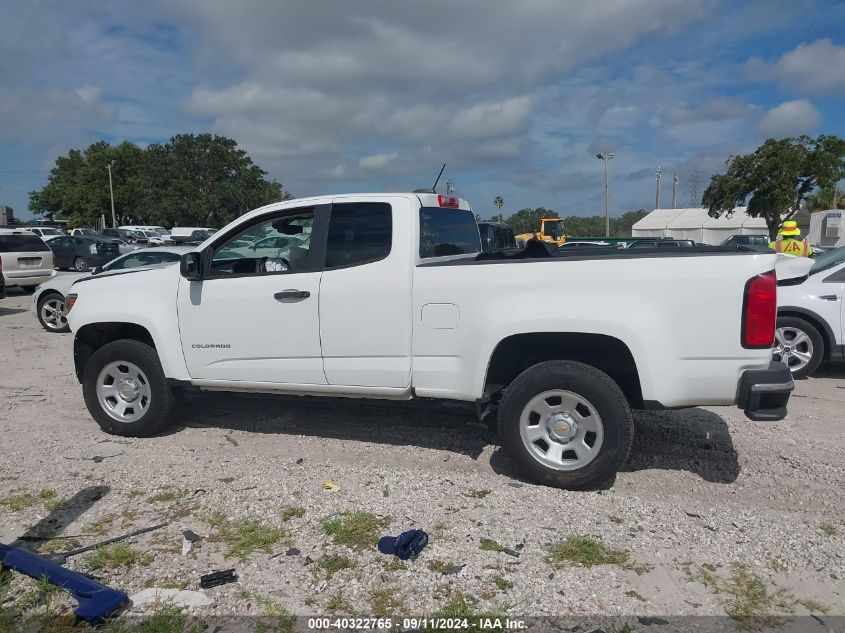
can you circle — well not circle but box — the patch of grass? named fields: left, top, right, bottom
left=464, top=488, right=491, bottom=499
left=492, top=575, right=512, bottom=590
left=0, top=493, right=37, bottom=512
left=382, top=558, right=407, bottom=572
left=280, top=505, right=305, bottom=521
left=39, top=537, right=81, bottom=554
left=256, top=596, right=295, bottom=633
left=207, top=512, right=287, bottom=560
left=317, top=554, right=355, bottom=580
left=431, top=521, right=451, bottom=541
left=143, top=578, right=190, bottom=590
left=325, top=590, right=353, bottom=613
left=85, top=544, right=153, bottom=571
left=546, top=535, right=651, bottom=574
left=480, top=538, right=504, bottom=552
left=427, top=559, right=461, bottom=575
left=798, top=599, right=831, bottom=615
left=819, top=521, right=838, bottom=536
left=767, top=558, right=786, bottom=573
left=147, top=490, right=181, bottom=504
left=382, top=486, right=389, bottom=498
left=84, top=515, right=116, bottom=536
left=102, top=604, right=206, bottom=633
left=322, top=512, right=389, bottom=548
left=37, top=489, right=57, bottom=502
left=220, top=477, right=236, bottom=485
left=304, top=596, right=317, bottom=607
left=370, top=587, right=406, bottom=617
left=609, top=515, right=624, bottom=525
left=127, top=489, right=144, bottom=498
left=425, top=593, right=509, bottom=632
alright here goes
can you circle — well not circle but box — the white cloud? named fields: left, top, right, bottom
left=358, top=153, right=398, bottom=170
left=746, top=38, right=845, bottom=95
left=756, top=99, right=822, bottom=138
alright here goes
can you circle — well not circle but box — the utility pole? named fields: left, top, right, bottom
left=596, top=153, right=615, bottom=237
left=446, top=179, right=454, bottom=195
left=655, top=165, right=663, bottom=210
left=688, top=169, right=703, bottom=207
left=493, top=196, right=504, bottom=222
left=671, top=171, right=678, bottom=209
left=106, top=161, right=116, bottom=228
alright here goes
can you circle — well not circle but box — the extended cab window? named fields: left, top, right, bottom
left=211, top=209, right=315, bottom=276
left=419, top=207, right=481, bottom=258
left=325, top=203, right=391, bottom=268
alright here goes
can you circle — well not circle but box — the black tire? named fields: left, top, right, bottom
left=497, top=360, right=633, bottom=490
left=774, top=316, right=824, bottom=379
left=36, top=292, right=70, bottom=333
left=82, top=339, right=176, bottom=437
left=73, top=257, right=88, bottom=272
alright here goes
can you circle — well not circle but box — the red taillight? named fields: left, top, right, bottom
left=437, top=195, right=459, bottom=208
left=742, top=271, right=776, bottom=348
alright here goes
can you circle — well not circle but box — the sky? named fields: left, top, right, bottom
left=1, top=0, right=845, bottom=221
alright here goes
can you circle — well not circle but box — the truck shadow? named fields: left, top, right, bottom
left=177, top=393, right=739, bottom=484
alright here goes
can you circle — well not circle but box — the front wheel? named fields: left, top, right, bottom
left=497, top=360, right=633, bottom=490
left=73, top=257, right=88, bottom=272
left=82, top=339, right=176, bottom=436
left=37, top=292, right=69, bottom=333
left=772, top=316, right=823, bottom=378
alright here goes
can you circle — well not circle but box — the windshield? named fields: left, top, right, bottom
left=810, top=245, right=845, bottom=275
left=542, top=219, right=563, bottom=239
left=40, top=228, right=63, bottom=236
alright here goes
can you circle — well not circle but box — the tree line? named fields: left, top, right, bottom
left=486, top=207, right=649, bottom=237
left=28, top=134, right=290, bottom=229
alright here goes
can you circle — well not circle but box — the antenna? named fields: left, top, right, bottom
left=413, top=163, right=448, bottom=194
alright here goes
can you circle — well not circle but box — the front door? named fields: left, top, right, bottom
left=177, top=206, right=326, bottom=385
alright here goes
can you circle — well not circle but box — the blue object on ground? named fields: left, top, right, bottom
left=378, top=529, right=429, bottom=560
left=0, top=542, right=128, bottom=623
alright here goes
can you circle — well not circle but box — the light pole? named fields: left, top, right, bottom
left=494, top=196, right=504, bottom=222
left=106, top=161, right=117, bottom=228
left=655, top=165, right=663, bottom=210
left=596, top=153, right=614, bottom=237
left=671, top=171, right=678, bottom=209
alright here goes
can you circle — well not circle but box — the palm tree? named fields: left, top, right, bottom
left=493, top=196, right=504, bottom=222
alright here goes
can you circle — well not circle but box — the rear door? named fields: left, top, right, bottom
left=318, top=197, right=413, bottom=388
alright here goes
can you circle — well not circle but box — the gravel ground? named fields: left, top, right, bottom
left=1, top=285, right=843, bottom=630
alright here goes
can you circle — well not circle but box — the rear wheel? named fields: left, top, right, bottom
left=772, top=316, right=823, bottom=378
left=82, top=339, right=176, bottom=437
left=36, top=292, right=69, bottom=333
left=497, top=360, right=633, bottom=490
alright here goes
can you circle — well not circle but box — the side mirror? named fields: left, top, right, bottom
left=91, top=266, right=102, bottom=275
left=180, top=251, right=204, bottom=281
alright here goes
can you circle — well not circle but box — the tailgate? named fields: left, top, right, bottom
left=2, top=251, right=48, bottom=270
left=96, top=242, right=120, bottom=258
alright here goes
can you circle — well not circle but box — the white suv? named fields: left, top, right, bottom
left=775, top=246, right=845, bottom=377
left=0, top=230, right=56, bottom=291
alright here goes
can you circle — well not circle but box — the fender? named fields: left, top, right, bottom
left=778, top=305, right=839, bottom=359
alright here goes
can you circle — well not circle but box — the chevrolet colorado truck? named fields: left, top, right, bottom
left=66, top=193, right=793, bottom=490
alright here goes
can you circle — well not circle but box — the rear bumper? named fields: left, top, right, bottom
left=3, top=271, right=56, bottom=287
left=737, top=361, right=793, bottom=421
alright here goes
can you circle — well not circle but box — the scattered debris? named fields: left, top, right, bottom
left=286, top=547, right=300, bottom=556
left=638, top=616, right=669, bottom=626
left=46, top=523, right=167, bottom=565
left=322, top=480, right=341, bottom=492
left=224, top=434, right=239, bottom=447
left=63, top=453, right=123, bottom=463
left=130, top=588, right=212, bottom=609
left=378, top=529, right=429, bottom=560
left=296, top=458, right=304, bottom=465
left=182, top=530, right=201, bottom=556
left=200, top=568, right=238, bottom=588
left=315, top=579, right=328, bottom=593
left=684, top=510, right=703, bottom=519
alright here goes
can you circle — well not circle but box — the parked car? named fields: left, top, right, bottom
left=170, top=227, right=215, bottom=244
left=32, top=245, right=193, bottom=333
left=120, top=226, right=172, bottom=244
left=720, top=234, right=770, bottom=248
left=48, top=235, right=121, bottom=271
left=101, top=228, right=147, bottom=244
left=558, top=240, right=614, bottom=249
left=0, top=257, right=5, bottom=300
left=71, top=228, right=100, bottom=238
left=28, top=227, right=66, bottom=241
left=0, top=230, right=56, bottom=291
left=627, top=239, right=696, bottom=248
left=66, top=192, right=792, bottom=490
left=775, top=245, right=845, bottom=377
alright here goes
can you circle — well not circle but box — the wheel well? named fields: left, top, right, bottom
left=73, top=322, right=156, bottom=382
left=777, top=310, right=831, bottom=360
left=484, top=333, right=644, bottom=408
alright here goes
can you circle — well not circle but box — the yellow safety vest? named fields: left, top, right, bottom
left=769, top=238, right=813, bottom=257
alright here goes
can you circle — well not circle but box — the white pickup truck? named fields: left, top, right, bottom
left=66, top=193, right=793, bottom=490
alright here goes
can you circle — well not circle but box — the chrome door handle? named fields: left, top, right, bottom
left=274, top=289, right=310, bottom=303
left=819, top=295, right=839, bottom=301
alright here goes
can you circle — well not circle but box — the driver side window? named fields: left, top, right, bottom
left=211, top=208, right=315, bottom=276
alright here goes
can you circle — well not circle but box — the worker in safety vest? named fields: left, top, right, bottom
left=769, top=220, right=813, bottom=257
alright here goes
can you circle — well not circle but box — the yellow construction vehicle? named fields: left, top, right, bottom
left=515, top=218, right=566, bottom=247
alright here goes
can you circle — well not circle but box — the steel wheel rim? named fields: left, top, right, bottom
left=519, top=389, right=604, bottom=471
left=96, top=361, right=152, bottom=423
left=772, top=327, right=813, bottom=373
left=39, top=298, right=67, bottom=330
